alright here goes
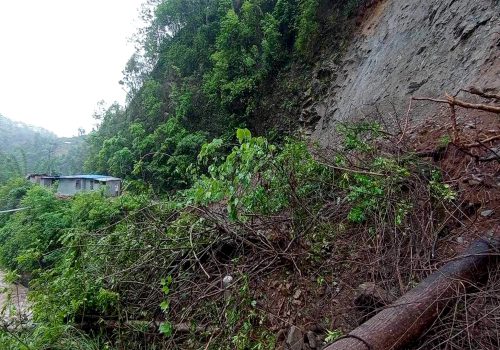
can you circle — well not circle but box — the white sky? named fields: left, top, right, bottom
left=0, top=0, right=145, bottom=137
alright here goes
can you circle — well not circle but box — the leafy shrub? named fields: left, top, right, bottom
left=295, top=0, right=319, bottom=56
left=0, top=186, right=69, bottom=273
left=189, top=128, right=331, bottom=221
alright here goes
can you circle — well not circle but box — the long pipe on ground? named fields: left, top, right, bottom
left=325, top=236, right=500, bottom=350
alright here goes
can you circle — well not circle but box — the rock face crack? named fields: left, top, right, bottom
left=311, top=0, right=500, bottom=146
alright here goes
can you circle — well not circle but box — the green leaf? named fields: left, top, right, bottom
left=159, top=321, right=173, bottom=336
left=236, top=128, right=251, bottom=144
left=160, top=300, right=170, bottom=311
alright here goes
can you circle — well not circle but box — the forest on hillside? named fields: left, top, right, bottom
left=0, top=114, right=86, bottom=184
left=0, top=0, right=499, bottom=349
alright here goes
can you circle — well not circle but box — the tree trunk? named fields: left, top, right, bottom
left=325, top=236, right=500, bottom=350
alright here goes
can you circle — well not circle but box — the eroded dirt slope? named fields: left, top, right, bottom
left=309, top=0, right=500, bottom=145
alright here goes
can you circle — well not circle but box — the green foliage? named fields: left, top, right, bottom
left=86, top=0, right=367, bottom=194
left=202, top=1, right=285, bottom=116
left=324, top=329, right=343, bottom=343
left=159, top=276, right=173, bottom=337
left=225, top=275, right=276, bottom=350
left=295, top=0, right=319, bottom=56
left=345, top=173, right=384, bottom=223
left=0, top=114, right=87, bottom=183
left=429, top=170, right=456, bottom=201
left=0, top=124, right=459, bottom=348
left=0, top=178, right=31, bottom=226
left=0, top=1, right=400, bottom=347
left=140, top=79, right=165, bottom=123
left=189, top=128, right=331, bottom=222
left=86, top=104, right=206, bottom=193
left=0, top=186, right=69, bottom=273
left=337, top=121, right=382, bottom=152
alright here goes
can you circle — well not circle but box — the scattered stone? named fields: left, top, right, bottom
left=481, top=147, right=500, bottom=161
left=354, top=282, right=395, bottom=310
left=480, top=210, right=494, bottom=218
left=456, top=236, right=465, bottom=244
left=276, top=328, right=286, bottom=342
left=222, top=275, right=233, bottom=288
left=306, top=331, right=318, bottom=348
left=293, top=289, right=302, bottom=299
left=468, top=175, right=483, bottom=185
left=286, top=326, right=304, bottom=350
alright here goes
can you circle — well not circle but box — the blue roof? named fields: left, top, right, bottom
left=43, top=175, right=121, bottom=181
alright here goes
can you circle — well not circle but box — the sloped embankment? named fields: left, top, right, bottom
left=305, top=0, right=500, bottom=145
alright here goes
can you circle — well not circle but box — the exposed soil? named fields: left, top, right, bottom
left=251, top=105, right=500, bottom=349
left=410, top=106, right=500, bottom=250
left=0, top=270, right=30, bottom=323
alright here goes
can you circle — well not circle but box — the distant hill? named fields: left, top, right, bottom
left=0, top=114, right=87, bottom=183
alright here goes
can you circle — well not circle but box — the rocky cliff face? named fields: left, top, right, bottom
left=308, top=0, right=500, bottom=145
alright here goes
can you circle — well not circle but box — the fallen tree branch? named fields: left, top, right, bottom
left=315, top=161, right=384, bottom=177
left=325, top=236, right=500, bottom=350
left=78, top=318, right=218, bottom=334
left=464, top=134, right=500, bottom=147
left=413, top=96, right=500, bottom=114
left=463, top=87, right=500, bottom=102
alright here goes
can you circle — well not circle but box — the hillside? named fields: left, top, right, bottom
left=0, top=114, right=86, bottom=183
left=0, top=1, right=498, bottom=349
left=310, top=0, right=500, bottom=144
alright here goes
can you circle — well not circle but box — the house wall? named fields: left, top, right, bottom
left=104, top=180, right=121, bottom=197
left=57, top=179, right=78, bottom=196
left=56, top=178, right=120, bottom=197
left=40, top=178, right=54, bottom=187
left=28, top=175, right=44, bottom=184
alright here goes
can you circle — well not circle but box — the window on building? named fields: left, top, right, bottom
left=75, top=179, right=81, bottom=190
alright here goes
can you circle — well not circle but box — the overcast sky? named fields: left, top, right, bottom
left=0, top=0, right=145, bottom=137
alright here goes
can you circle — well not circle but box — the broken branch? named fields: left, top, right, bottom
left=325, top=236, right=500, bottom=350
left=412, top=96, right=500, bottom=114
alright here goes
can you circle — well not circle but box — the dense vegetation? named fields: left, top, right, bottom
left=84, top=0, right=366, bottom=194
left=0, top=122, right=458, bottom=349
left=0, top=114, right=86, bottom=184
left=2, top=1, right=455, bottom=349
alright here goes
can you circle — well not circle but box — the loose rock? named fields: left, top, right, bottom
left=306, top=331, right=318, bottom=348
left=480, top=210, right=494, bottom=218
left=286, top=326, right=304, bottom=350
left=293, top=289, right=302, bottom=299
left=354, top=282, right=395, bottom=310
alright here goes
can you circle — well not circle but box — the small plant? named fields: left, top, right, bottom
left=324, top=329, right=343, bottom=343
left=316, top=276, right=325, bottom=286
left=159, top=276, right=173, bottom=337
left=429, top=170, right=456, bottom=201
left=337, top=121, right=382, bottom=152
left=438, top=134, right=451, bottom=148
